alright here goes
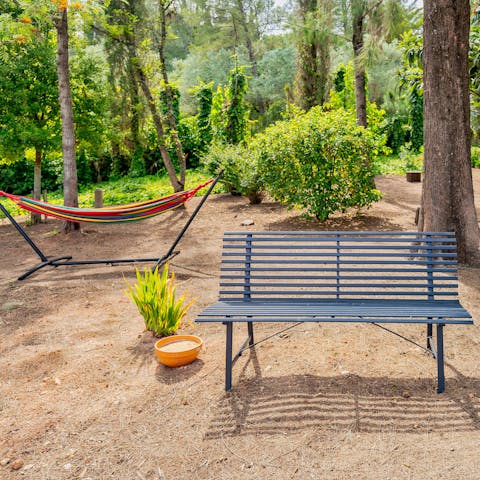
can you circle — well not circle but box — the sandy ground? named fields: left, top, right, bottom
left=0, top=173, right=479, bottom=480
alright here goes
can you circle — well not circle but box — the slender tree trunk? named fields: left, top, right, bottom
left=56, top=7, right=79, bottom=232
left=421, top=0, right=480, bottom=265
left=127, top=69, right=145, bottom=176
left=158, top=1, right=186, bottom=188
left=132, top=49, right=183, bottom=192
left=128, top=61, right=142, bottom=157
left=352, top=7, right=367, bottom=127
left=31, top=147, right=42, bottom=225
left=234, top=0, right=264, bottom=114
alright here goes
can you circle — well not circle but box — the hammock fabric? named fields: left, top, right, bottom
left=0, top=171, right=222, bottom=281
left=0, top=179, right=213, bottom=224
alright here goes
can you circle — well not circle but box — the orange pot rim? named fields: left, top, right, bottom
left=154, top=334, right=203, bottom=356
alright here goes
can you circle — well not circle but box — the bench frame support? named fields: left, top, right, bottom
left=223, top=320, right=447, bottom=393
left=224, top=321, right=255, bottom=391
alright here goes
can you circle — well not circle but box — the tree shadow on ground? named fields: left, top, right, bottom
left=205, top=353, right=480, bottom=438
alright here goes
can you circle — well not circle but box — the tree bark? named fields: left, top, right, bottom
left=128, top=61, right=142, bottom=158
left=295, top=0, right=330, bottom=110
left=422, top=0, right=480, bottom=265
left=56, top=7, right=79, bottom=232
left=158, top=1, right=186, bottom=188
left=352, top=6, right=367, bottom=127
left=132, top=48, right=183, bottom=192
left=234, top=0, right=264, bottom=114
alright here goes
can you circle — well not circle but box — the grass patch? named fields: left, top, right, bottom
left=375, top=151, right=423, bottom=175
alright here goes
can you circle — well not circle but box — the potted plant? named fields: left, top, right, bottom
left=125, top=264, right=201, bottom=367
left=401, top=145, right=422, bottom=182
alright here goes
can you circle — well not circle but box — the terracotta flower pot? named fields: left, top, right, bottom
left=154, top=335, right=203, bottom=367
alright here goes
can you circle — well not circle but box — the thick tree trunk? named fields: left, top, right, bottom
left=422, top=0, right=480, bottom=265
left=352, top=9, right=367, bottom=128
left=56, top=8, right=79, bottom=233
left=296, top=41, right=319, bottom=110
left=31, top=147, right=42, bottom=225
left=295, top=0, right=330, bottom=110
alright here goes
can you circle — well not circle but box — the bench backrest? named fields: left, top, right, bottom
left=219, top=231, right=459, bottom=301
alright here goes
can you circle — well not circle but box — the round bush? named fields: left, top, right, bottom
left=255, top=107, right=384, bottom=220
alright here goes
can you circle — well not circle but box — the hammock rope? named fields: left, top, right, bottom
left=0, top=178, right=213, bottom=224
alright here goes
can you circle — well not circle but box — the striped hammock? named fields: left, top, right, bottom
left=0, top=179, right=213, bottom=224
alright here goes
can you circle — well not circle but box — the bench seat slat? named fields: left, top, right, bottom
left=223, top=231, right=456, bottom=236
left=221, top=259, right=457, bottom=265
left=220, top=275, right=459, bottom=281
left=197, top=316, right=471, bottom=325
left=223, top=244, right=457, bottom=251
left=223, top=239, right=456, bottom=245
left=220, top=291, right=458, bottom=297
left=220, top=267, right=458, bottom=273
left=199, top=300, right=472, bottom=320
left=222, top=252, right=457, bottom=258
left=220, top=282, right=459, bottom=289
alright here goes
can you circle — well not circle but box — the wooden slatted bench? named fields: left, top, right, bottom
left=196, top=231, right=473, bottom=393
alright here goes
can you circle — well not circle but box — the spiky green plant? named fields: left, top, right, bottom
left=124, top=264, right=194, bottom=337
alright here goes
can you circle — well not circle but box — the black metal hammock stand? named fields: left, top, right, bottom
left=0, top=171, right=222, bottom=281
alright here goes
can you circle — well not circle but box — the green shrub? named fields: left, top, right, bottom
left=383, top=114, right=408, bottom=154
left=178, top=116, right=202, bottom=168
left=124, top=264, right=194, bottom=337
left=203, top=142, right=263, bottom=203
left=256, top=107, right=384, bottom=220
left=399, top=144, right=423, bottom=171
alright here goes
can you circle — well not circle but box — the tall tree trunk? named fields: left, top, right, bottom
left=31, top=147, right=42, bottom=225
left=158, top=1, right=186, bottom=188
left=352, top=6, right=367, bottom=127
left=421, top=0, right=480, bottom=265
left=128, top=62, right=141, bottom=151
left=56, top=7, right=79, bottom=232
left=294, top=0, right=331, bottom=110
left=234, top=0, right=264, bottom=114
left=132, top=47, right=183, bottom=192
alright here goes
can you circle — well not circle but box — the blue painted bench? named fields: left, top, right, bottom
left=196, top=231, right=473, bottom=393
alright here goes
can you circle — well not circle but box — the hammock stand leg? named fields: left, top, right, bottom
left=2, top=170, right=222, bottom=281
left=1, top=203, right=73, bottom=280
left=152, top=169, right=222, bottom=270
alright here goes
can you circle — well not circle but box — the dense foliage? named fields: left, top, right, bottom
left=256, top=108, right=384, bottom=220
left=204, top=143, right=263, bottom=203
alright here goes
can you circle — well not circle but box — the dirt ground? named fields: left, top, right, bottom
left=1, top=173, right=480, bottom=480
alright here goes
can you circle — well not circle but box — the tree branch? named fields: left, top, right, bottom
left=363, top=0, right=385, bottom=21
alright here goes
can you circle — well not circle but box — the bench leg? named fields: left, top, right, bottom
left=225, top=322, right=233, bottom=392
left=247, top=321, right=254, bottom=346
left=436, top=323, right=445, bottom=394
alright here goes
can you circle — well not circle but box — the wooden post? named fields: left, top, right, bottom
left=42, top=190, right=48, bottom=223
left=30, top=190, right=40, bottom=224
left=94, top=189, right=103, bottom=208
